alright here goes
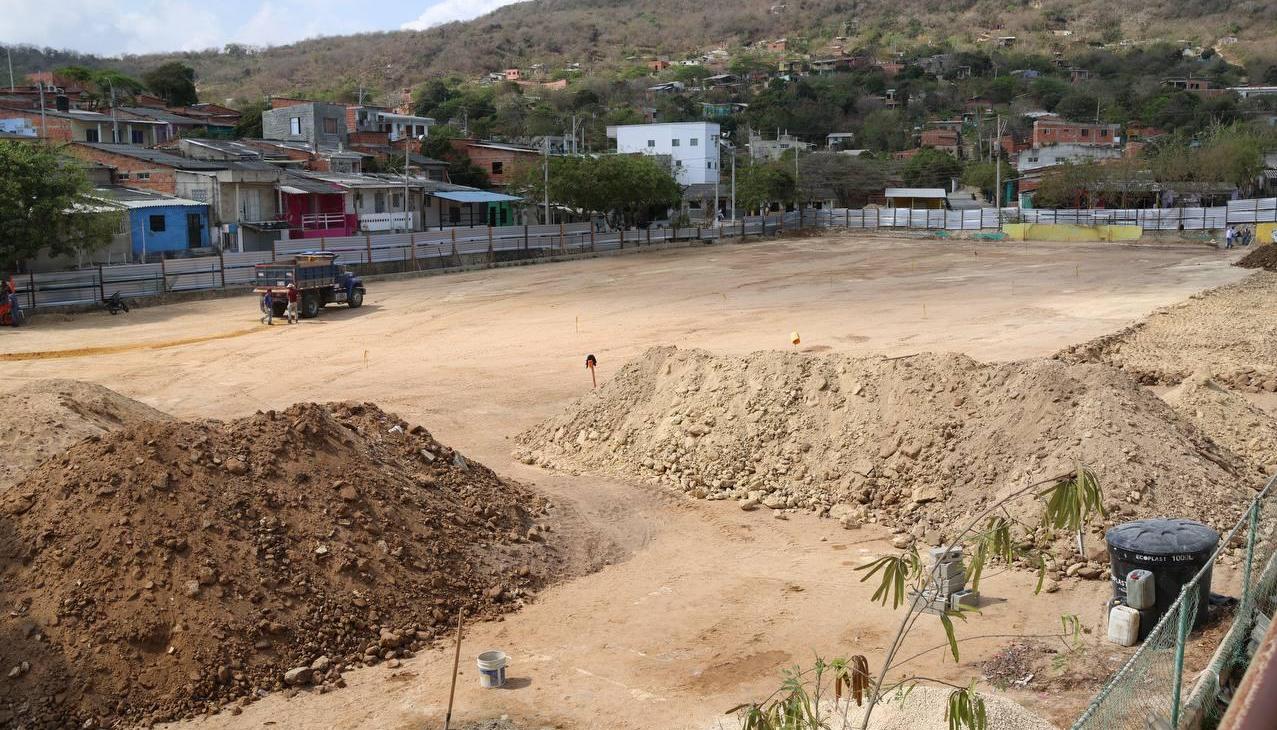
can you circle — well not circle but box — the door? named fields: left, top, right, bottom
left=187, top=213, right=203, bottom=248
left=240, top=189, right=262, bottom=222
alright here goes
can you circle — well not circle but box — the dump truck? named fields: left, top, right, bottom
left=253, top=252, right=365, bottom=319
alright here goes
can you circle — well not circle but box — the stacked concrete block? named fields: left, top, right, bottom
left=911, top=546, right=977, bottom=614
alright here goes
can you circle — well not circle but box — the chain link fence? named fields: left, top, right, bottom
left=1072, top=474, right=1277, bottom=730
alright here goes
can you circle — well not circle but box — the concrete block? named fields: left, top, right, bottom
left=949, top=590, right=979, bottom=610
left=929, top=546, right=963, bottom=565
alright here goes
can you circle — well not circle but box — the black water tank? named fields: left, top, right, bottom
left=55, top=94, right=70, bottom=112
left=1106, top=519, right=1218, bottom=637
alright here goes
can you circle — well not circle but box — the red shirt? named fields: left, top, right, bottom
left=287, top=287, right=299, bottom=303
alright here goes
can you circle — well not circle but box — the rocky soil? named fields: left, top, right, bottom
left=1163, top=376, right=1277, bottom=480
left=1236, top=244, right=1277, bottom=272
left=1056, top=272, right=1277, bottom=390
left=516, top=347, right=1256, bottom=575
left=0, top=400, right=557, bottom=729
left=0, top=379, right=172, bottom=492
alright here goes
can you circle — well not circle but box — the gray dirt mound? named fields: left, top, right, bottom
left=517, top=347, right=1254, bottom=554
left=0, top=379, right=173, bottom=492
left=1056, top=273, right=1277, bottom=390
left=0, top=401, right=556, bottom=729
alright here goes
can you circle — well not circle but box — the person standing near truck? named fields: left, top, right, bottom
left=260, top=287, right=274, bottom=325
left=286, top=283, right=299, bottom=324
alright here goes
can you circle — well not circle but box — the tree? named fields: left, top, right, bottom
left=903, top=148, right=962, bottom=189
left=961, top=159, right=1015, bottom=203
left=420, top=126, right=490, bottom=188
left=1055, top=92, right=1100, bottom=122
left=0, top=142, right=119, bottom=270
left=798, top=153, right=886, bottom=207
left=233, top=99, right=269, bottom=139
left=512, top=154, right=680, bottom=227
left=142, top=62, right=198, bottom=106
left=735, top=162, right=796, bottom=214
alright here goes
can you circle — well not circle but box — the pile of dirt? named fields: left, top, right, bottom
left=1163, top=376, right=1277, bottom=478
left=1236, top=244, right=1277, bottom=272
left=0, top=379, right=172, bottom=492
left=517, top=347, right=1254, bottom=556
left=0, top=401, right=556, bottom=729
left=1056, top=273, right=1277, bottom=390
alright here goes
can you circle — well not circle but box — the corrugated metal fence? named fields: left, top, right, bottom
left=7, top=215, right=799, bottom=310
left=10, top=198, right=1276, bottom=310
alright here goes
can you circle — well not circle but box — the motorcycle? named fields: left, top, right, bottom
left=105, top=291, right=131, bottom=315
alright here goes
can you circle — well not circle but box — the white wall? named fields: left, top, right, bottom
left=615, top=122, right=720, bottom=185
left=1017, top=144, right=1123, bottom=173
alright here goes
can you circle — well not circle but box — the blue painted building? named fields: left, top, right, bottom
left=91, top=186, right=211, bottom=259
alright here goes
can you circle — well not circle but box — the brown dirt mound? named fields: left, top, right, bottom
left=1236, top=244, right=1277, bottom=271
left=1163, top=376, right=1277, bottom=478
left=0, top=401, right=556, bottom=729
left=517, top=347, right=1254, bottom=552
left=1056, top=273, right=1277, bottom=390
left=0, top=379, right=173, bottom=492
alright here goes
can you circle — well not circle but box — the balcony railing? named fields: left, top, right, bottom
left=300, top=212, right=349, bottom=229
left=359, top=211, right=415, bottom=232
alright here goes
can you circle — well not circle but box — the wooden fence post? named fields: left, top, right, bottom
left=646, top=226, right=651, bottom=245
left=590, top=226, right=596, bottom=252
left=159, top=255, right=168, bottom=295
left=488, top=226, right=494, bottom=265
left=29, top=271, right=36, bottom=310
left=559, top=222, right=565, bottom=253
left=410, top=233, right=417, bottom=271
left=97, top=264, right=106, bottom=302
left=320, top=237, right=326, bottom=252
left=218, top=250, right=226, bottom=289
left=365, top=234, right=373, bottom=265
left=523, top=224, right=529, bottom=251
left=271, top=238, right=278, bottom=262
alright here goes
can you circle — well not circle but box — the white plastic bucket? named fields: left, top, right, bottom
left=476, top=650, right=508, bottom=688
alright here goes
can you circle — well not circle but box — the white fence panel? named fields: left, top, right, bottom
left=162, top=257, right=220, bottom=291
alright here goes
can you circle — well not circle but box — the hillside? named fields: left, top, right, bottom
left=5, top=0, right=1275, bottom=105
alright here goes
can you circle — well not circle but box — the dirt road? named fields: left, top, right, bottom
left=0, top=235, right=1249, bottom=729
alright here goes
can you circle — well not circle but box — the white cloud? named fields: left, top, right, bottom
left=0, top=0, right=226, bottom=55
left=401, top=0, right=521, bottom=30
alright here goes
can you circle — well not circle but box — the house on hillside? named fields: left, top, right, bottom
left=920, top=127, right=961, bottom=157
left=0, top=106, right=164, bottom=144
left=1016, top=143, right=1123, bottom=173
left=263, top=101, right=349, bottom=148
left=610, top=121, right=721, bottom=186
left=826, top=132, right=856, bottom=150
left=1032, top=119, right=1120, bottom=147
left=1163, top=78, right=1226, bottom=98
left=88, top=186, right=211, bottom=260
left=746, top=131, right=813, bottom=162
left=452, top=140, right=543, bottom=187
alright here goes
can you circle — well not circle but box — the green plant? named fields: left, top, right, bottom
left=730, top=467, right=1105, bottom=730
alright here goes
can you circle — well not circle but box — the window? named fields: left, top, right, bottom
left=118, top=172, right=130, bottom=180
left=707, top=161, right=714, bottom=169
left=671, top=138, right=680, bottom=147
left=136, top=172, right=150, bottom=180
left=149, top=215, right=166, bottom=232
left=374, top=192, right=386, bottom=214
left=323, top=117, right=338, bottom=134
left=85, top=128, right=99, bottom=143
left=689, top=138, right=698, bottom=146
left=289, top=117, right=302, bottom=135
left=392, top=192, right=403, bottom=208
left=131, top=129, right=145, bottom=144
left=491, top=161, right=504, bottom=175
left=448, top=206, right=461, bottom=224
left=355, top=192, right=364, bottom=208
left=1081, top=129, right=1090, bottom=138
left=647, top=139, right=655, bottom=147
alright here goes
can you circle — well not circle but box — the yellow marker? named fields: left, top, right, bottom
left=791, top=331, right=801, bottom=346
left=363, top=350, right=369, bottom=368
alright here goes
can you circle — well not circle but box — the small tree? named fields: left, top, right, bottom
left=903, top=148, right=962, bottom=189
left=735, top=162, right=796, bottom=215
left=733, top=467, right=1105, bottom=730
left=142, top=62, right=198, bottom=106
left=0, top=142, right=120, bottom=271
left=512, top=154, right=680, bottom=227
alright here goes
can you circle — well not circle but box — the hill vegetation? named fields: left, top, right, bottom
left=4, top=0, right=1276, bottom=107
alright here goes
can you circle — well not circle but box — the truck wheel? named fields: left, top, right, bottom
left=272, top=300, right=287, bottom=317
left=301, top=293, right=320, bottom=319
left=348, top=289, right=364, bottom=308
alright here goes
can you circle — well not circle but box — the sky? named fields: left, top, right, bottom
left=0, top=0, right=522, bottom=56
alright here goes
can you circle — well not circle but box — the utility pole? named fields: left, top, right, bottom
left=5, top=46, right=13, bottom=92
left=542, top=136, right=550, bottom=225
left=994, top=115, right=1007, bottom=212
left=37, top=81, right=46, bottom=139
left=403, top=139, right=411, bottom=233
left=107, top=79, right=119, bottom=144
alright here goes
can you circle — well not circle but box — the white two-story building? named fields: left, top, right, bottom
left=610, top=122, right=721, bottom=186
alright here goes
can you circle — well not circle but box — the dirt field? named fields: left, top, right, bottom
left=0, top=234, right=1255, bottom=729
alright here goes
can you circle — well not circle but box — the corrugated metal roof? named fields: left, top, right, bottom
left=88, top=185, right=206, bottom=209
left=885, top=187, right=948, bottom=198
left=76, top=143, right=228, bottom=170
left=431, top=190, right=522, bottom=203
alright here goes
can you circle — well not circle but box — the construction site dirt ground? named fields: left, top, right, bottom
left=0, top=235, right=1259, bottom=729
